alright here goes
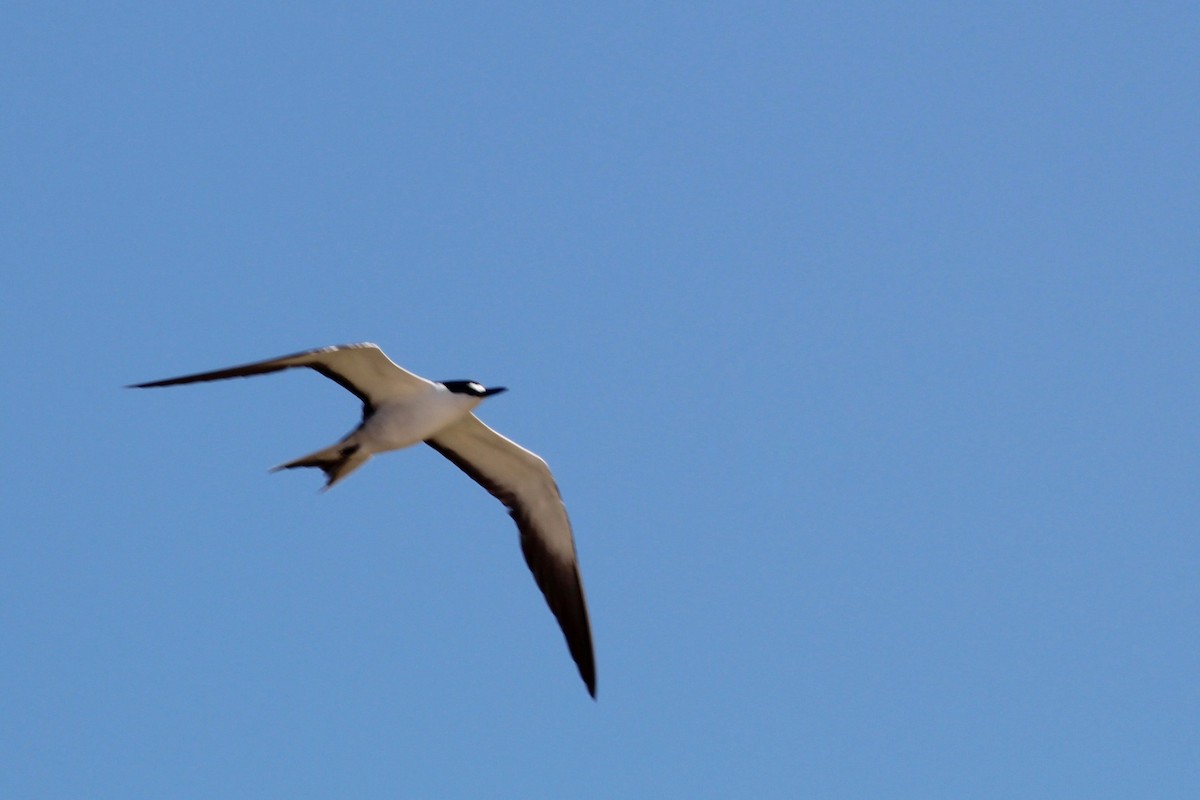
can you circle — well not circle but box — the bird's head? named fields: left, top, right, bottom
left=441, top=380, right=508, bottom=398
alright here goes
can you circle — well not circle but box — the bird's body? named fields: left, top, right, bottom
left=130, top=343, right=596, bottom=697
left=274, top=380, right=497, bottom=489
left=358, top=385, right=478, bottom=450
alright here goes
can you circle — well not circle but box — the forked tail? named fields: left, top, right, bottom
left=271, top=440, right=370, bottom=490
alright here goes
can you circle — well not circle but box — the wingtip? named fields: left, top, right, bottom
left=578, top=658, right=597, bottom=699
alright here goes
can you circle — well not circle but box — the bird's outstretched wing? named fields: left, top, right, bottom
left=426, top=414, right=596, bottom=697
left=129, top=343, right=433, bottom=414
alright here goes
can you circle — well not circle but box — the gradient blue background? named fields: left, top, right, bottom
left=3, top=3, right=1197, bottom=797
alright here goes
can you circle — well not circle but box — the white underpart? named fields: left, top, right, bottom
left=356, top=385, right=483, bottom=454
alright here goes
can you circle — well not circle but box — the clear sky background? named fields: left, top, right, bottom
left=3, top=3, right=1197, bottom=798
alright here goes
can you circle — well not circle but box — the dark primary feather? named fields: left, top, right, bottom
left=515, top=514, right=597, bottom=697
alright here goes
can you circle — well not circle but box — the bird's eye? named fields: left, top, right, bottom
left=469, top=382, right=485, bottom=394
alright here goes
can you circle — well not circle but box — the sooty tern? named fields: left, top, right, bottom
left=130, top=343, right=595, bottom=697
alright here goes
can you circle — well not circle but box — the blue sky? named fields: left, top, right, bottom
left=3, top=3, right=1197, bottom=797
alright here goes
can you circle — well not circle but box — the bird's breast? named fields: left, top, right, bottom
left=358, top=392, right=478, bottom=453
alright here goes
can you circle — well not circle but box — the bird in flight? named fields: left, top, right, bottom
left=130, top=343, right=595, bottom=697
